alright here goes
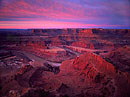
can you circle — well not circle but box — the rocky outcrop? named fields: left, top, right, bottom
left=56, top=52, right=130, bottom=97
left=72, top=41, right=95, bottom=49
left=0, top=51, right=130, bottom=97
left=105, top=46, right=130, bottom=72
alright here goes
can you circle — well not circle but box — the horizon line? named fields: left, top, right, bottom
left=0, top=27, right=130, bottom=30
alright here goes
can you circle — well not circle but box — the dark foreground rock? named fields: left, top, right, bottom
left=1, top=52, right=130, bottom=97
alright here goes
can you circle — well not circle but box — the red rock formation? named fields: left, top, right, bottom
left=26, top=41, right=46, bottom=49
left=51, top=37, right=62, bottom=46
left=56, top=52, right=130, bottom=97
left=1, top=52, right=130, bottom=97
left=72, top=41, right=87, bottom=48
left=0, top=28, right=130, bottom=97
left=106, top=46, right=130, bottom=72
left=78, top=29, right=98, bottom=37
left=72, top=41, right=95, bottom=49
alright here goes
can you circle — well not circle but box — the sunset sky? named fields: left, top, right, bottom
left=0, top=0, right=130, bottom=29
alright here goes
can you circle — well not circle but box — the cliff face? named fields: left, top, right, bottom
left=78, top=29, right=98, bottom=37
left=56, top=52, right=130, bottom=97
left=105, top=46, right=130, bottom=72
left=0, top=28, right=129, bottom=50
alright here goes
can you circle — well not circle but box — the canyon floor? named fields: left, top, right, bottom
left=0, top=28, right=130, bottom=97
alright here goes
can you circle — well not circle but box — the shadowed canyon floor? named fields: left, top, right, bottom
left=0, top=28, right=130, bottom=97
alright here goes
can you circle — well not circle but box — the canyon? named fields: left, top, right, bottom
left=0, top=28, right=130, bottom=97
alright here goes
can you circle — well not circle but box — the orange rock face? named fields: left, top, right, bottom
left=57, top=53, right=130, bottom=97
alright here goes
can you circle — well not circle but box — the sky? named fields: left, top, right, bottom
left=0, top=0, right=130, bottom=29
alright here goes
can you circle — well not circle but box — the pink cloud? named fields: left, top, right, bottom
left=0, top=21, right=128, bottom=29
left=0, top=0, right=99, bottom=20
left=0, top=0, right=129, bottom=28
